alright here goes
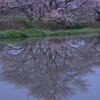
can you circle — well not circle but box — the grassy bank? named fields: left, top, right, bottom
left=1, top=15, right=100, bottom=31
left=0, top=18, right=66, bottom=31
left=0, top=15, right=100, bottom=39
left=0, top=28, right=100, bottom=39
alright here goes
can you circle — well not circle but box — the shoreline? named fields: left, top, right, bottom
left=0, top=28, right=100, bottom=39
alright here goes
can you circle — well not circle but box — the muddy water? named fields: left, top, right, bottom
left=0, top=36, right=100, bottom=100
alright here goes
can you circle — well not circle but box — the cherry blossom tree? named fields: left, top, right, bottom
left=0, top=0, right=35, bottom=20
left=0, top=0, right=98, bottom=23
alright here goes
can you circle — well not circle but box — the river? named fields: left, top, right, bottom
left=0, top=36, right=100, bottom=100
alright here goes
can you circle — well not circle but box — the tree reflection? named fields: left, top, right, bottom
left=0, top=37, right=100, bottom=100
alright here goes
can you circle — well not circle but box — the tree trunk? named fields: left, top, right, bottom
left=28, top=15, right=33, bottom=21
left=95, top=12, right=100, bottom=21
left=94, top=5, right=100, bottom=22
left=26, top=11, right=33, bottom=21
left=97, top=13, right=100, bottom=21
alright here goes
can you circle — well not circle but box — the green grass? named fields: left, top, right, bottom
left=20, top=20, right=65, bottom=30
left=0, top=15, right=100, bottom=39
left=0, top=15, right=28, bottom=21
left=0, top=15, right=94, bottom=31
left=0, top=28, right=100, bottom=39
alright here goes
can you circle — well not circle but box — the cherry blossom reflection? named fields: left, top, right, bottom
left=0, top=37, right=100, bottom=100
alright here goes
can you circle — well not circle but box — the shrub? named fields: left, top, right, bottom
left=67, top=23, right=91, bottom=29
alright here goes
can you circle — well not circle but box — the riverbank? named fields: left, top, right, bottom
left=0, top=16, right=100, bottom=39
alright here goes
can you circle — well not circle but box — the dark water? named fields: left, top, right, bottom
left=0, top=36, right=100, bottom=100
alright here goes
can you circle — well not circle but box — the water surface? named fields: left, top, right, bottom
left=0, top=36, right=100, bottom=100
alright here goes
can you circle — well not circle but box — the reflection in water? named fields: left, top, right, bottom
left=0, top=37, right=100, bottom=100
